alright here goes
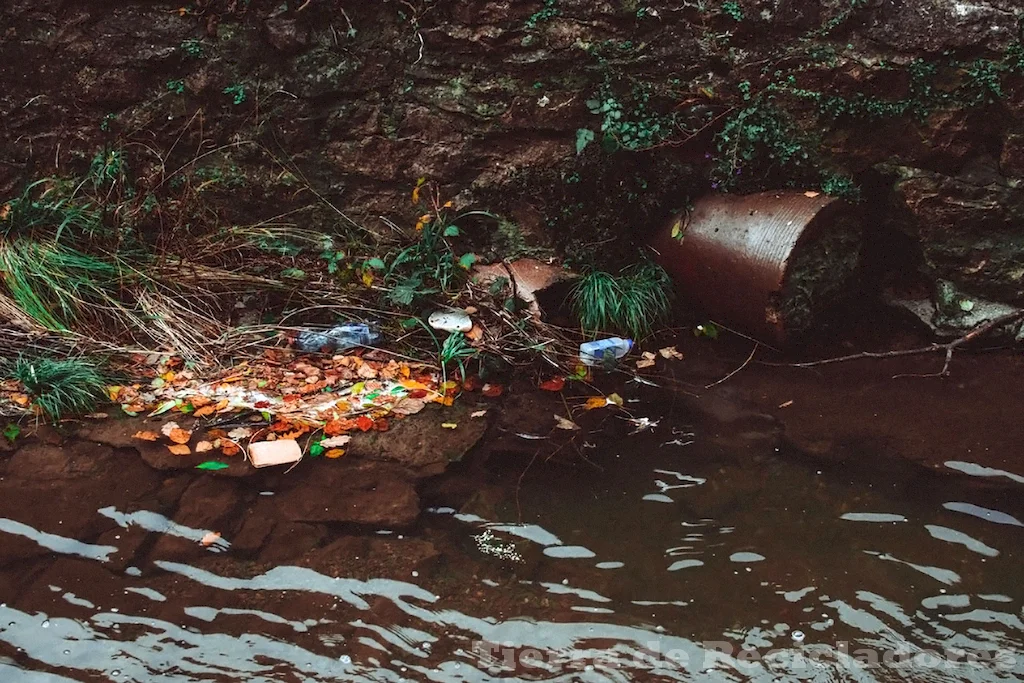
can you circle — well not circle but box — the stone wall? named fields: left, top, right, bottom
left=1, top=0, right=1022, bottom=300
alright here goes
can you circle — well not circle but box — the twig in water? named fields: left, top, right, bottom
left=777, top=310, right=1024, bottom=377
left=705, top=343, right=758, bottom=389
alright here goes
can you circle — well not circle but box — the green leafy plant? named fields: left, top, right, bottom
left=571, top=261, right=672, bottom=338
left=440, top=331, right=478, bottom=379
left=721, top=0, right=743, bottom=21
left=585, top=84, right=674, bottom=151
left=11, top=355, right=107, bottom=420
left=180, top=39, right=204, bottom=58
left=383, top=191, right=477, bottom=306
left=166, top=79, right=186, bottom=95
left=525, top=0, right=560, bottom=29
left=223, top=84, right=247, bottom=105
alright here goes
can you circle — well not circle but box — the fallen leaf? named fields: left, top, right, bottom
left=133, top=430, right=159, bottom=442
left=221, top=441, right=241, bottom=456
left=391, top=397, right=426, bottom=416
left=193, top=404, right=217, bottom=418
left=481, top=383, right=504, bottom=398
left=196, top=461, right=230, bottom=471
left=584, top=396, right=608, bottom=410
left=320, top=435, right=351, bottom=448
left=804, top=190, right=820, bottom=198
left=538, top=376, right=566, bottom=392
left=206, top=428, right=228, bottom=439
left=195, top=440, right=214, bottom=453
left=227, top=427, right=252, bottom=441
left=11, top=393, right=30, bottom=407
left=636, top=351, right=657, bottom=369
left=200, top=531, right=221, bottom=547
left=324, top=448, right=346, bottom=459
left=778, top=400, right=794, bottom=408
left=461, top=375, right=482, bottom=392
left=167, top=443, right=191, bottom=456
left=168, top=427, right=192, bottom=445
left=607, top=393, right=624, bottom=406
left=441, top=422, right=458, bottom=429
left=160, top=421, right=181, bottom=437
left=355, top=415, right=374, bottom=431
left=470, top=409, right=487, bottom=418
left=658, top=346, right=684, bottom=360
left=553, top=414, right=580, bottom=431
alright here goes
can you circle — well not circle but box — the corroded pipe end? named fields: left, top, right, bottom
left=650, top=191, right=861, bottom=345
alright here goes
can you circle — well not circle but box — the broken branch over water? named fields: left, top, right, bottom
left=782, top=310, right=1024, bottom=377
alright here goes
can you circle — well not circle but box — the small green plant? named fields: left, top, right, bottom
left=384, top=189, right=477, bottom=306
left=584, top=83, right=675, bottom=152
left=525, top=0, right=560, bottom=29
left=223, top=84, right=247, bottom=105
left=721, top=0, right=743, bottom=21
left=439, top=331, right=478, bottom=379
left=11, top=356, right=107, bottom=420
left=571, top=261, right=672, bottom=338
left=180, top=39, right=204, bottom=58
left=166, top=79, right=186, bottom=95
left=99, top=113, right=116, bottom=132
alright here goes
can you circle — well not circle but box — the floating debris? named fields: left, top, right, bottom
left=473, top=530, right=524, bottom=563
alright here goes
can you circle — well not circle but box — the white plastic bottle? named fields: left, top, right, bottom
left=579, top=338, right=634, bottom=366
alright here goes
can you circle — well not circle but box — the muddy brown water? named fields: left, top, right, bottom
left=1, top=352, right=1023, bottom=682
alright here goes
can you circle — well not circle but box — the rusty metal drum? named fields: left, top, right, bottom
left=650, top=191, right=862, bottom=345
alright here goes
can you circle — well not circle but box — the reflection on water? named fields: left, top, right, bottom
left=1, top=400, right=1023, bottom=682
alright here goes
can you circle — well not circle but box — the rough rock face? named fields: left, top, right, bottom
left=0, top=0, right=1022, bottom=299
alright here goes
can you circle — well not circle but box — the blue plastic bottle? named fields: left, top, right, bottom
left=579, top=338, right=633, bottom=366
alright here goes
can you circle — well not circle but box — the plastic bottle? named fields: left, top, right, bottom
left=579, top=337, right=633, bottom=366
left=295, top=323, right=381, bottom=353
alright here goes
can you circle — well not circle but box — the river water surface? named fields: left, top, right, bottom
left=0, top=373, right=1022, bottom=682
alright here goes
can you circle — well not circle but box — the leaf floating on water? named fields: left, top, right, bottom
left=553, top=414, right=580, bottom=431
left=470, top=409, right=487, bottom=418
left=199, top=531, right=221, bottom=547
left=635, top=352, right=657, bottom=369
left=804, top=191, right=820, bottom=198
left=441, top=422, right=458, bottom=429
left=584, top=396, right=608, bottom=410
left=167, top=443, right=191, bottom=456
left=160, top=421, right=180, bottom=437
left=220, top=441, right=241, bottom=456
left=516, top=432, right=547, bottom=440
left=195, top=461, right=230, bottom=471
left=658, top=346, right=684, bottom=360
left=778, top=400, right=794, bottom=408
left=607, top=393, right=623, bottom=406
left=133, top=430, right=159, bottom=442
left=324, top=448, right=345, bottom=459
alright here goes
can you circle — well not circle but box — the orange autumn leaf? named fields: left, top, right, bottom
left=206, top=428, right=228, bottom=439
left=189, top=395, right=212, bottom=408
left=324, top=448, right=346, bottom=459
left=373, top=418, right=389, bottom=432
left=355, top=415, right=374, bottom=432
left=221, top=441, right=241, bottom=456
left=167, top=443, right=191, bottom=456
left=200, top=531, right=221, bottom=547
left=281, top=429, right=307, bottom=440
left=193, top=404, right=218, bottom=418
left=168, top=428, right=192, bottom=445
left=270, top=420, right=295, bottom=434
left=584, top=396, right=610, bottom=410
left=133, top=430, right=159, bottom=442
left=324, top=420, right=346, bottom=436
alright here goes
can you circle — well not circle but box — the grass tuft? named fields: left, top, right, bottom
left=11, top=356, right=107, bottom=420
left=571, top=261, right=673, bottom=339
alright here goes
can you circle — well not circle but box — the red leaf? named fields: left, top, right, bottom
left=355, top=415, right=374, bottom=432
left=462, top=375, right=482, bottom=392
left=373, top=418, right=389, bottom=432
left=538, top=376, right=565, bottom=392
left=481, top=383, right=504, bottom=398
left=254, top=400, right=271, bottom=409
left=407, top=389, right=428, bottom=399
